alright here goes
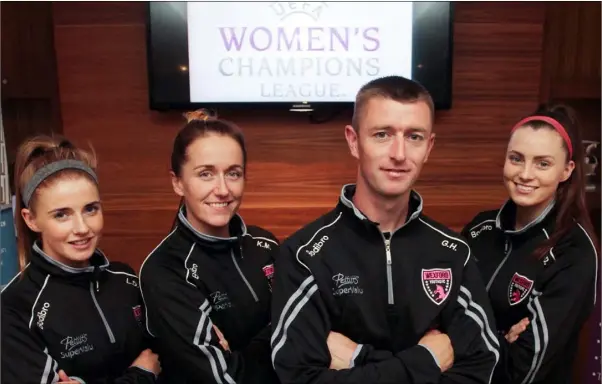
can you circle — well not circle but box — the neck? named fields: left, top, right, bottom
left=352, top=179, right=411, bottom=233
left=514, top=198, right=553, bottom=231
left=186, top=210, right=230, bottom=238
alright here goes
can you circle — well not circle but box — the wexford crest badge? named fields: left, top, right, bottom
left=263, top=264, right=275, bottom=292
left=508, top=273, right=534, bottom=306
left=422, top=268, right=452, bottom=305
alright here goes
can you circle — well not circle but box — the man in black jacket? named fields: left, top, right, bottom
left=271, top=76, right=499, bottom=384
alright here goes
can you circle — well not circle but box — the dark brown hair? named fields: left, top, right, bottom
left=351, top=75, right=435, bottom=131
left=13, top=135, right=97, bottom=270
left=516, top=103, right=599, bottom=259
left=171, top=109, right=247, bottom=177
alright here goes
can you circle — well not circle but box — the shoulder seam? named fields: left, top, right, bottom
left=183, top=243, right=198, bottom=288
left=576, top=223, right=598, bottom=306
left=295, top=212, right=343, bottom=272
left=105, top=269, right=137, bottom=279
left=244, top=233, right=278, bottom=246
left=139, top=227, right=178, bottom=338
left=418, top=218, right=471, bottom=266
left=1, top=263, right=30, bottom=294
left=468, top=219, right=496, bottom=232
left=28, top=274, right=51, bottom=330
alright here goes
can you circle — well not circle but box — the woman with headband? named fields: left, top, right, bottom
left=139, top=110, right=280, bottom=384
left=1, top=135, right=160, bottom=383
left=462, top=103, right=599, bottom=384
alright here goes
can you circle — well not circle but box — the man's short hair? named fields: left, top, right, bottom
left=351, top=76, right=435, bottom=131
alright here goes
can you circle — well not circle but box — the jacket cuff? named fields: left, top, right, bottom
left=418, top=344, right=441, bottom=369
left=349, top=344, right=364, bottom=368
left=128, top=365, right=158, bottom=383
left=396, top=344, right=442, bottom=382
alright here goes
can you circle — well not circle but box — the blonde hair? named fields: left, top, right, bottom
left=13, top=135, right=97, bottom=270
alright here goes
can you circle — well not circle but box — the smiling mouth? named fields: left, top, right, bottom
left=69, top=238, right=93, bottom=246
left=382, top=168, right=409, bottom=176
left=514, top=182, right=538, bottom=193
left=206, top=202, right=231, bottom=208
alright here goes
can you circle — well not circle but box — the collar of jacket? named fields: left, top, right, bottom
left=30, top=241, right=109, bottom=288
left=176, top=205, right=247, bottom=255
left=495, top=198, right=556, bottom=239
left=337, top=183, right=423, bottom=235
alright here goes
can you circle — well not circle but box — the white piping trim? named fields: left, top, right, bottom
left=244, top=234, right=279, bottom=246
left=1, top=263, right=30, bottom=293
left=139, top=228, right=178, bottom=337
left=419, top=218, right=471, bottom=266
left=29, top=274, right=51, bottom=329
left=468, top=219, right=496, bottom=232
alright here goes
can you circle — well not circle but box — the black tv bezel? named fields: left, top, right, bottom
left=145, top=2, right=454, bottom=112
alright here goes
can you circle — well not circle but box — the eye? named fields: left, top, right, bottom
left=84, top=203, right=100, bottom=215
left=509, top=154, right=522, bottom=163
left=227, top=170, right=243, bottom=180
left=538, top=160, right=551, bottom=168
left=53, top=210, right=68, bottom=221
left=374, top=131, right=389, bottom=140
left=408, top=133, right=424, bottom=141
left=198, top=171, right=213, bottom=179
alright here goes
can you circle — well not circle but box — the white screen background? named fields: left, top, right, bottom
left=187, top=2, right=413, bottom=103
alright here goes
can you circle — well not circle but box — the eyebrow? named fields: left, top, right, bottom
left=193, top=164, right=243, bottom=171
left=508, top=150, right=554, bottom=160
left=369, top=125, right=428, bottom=133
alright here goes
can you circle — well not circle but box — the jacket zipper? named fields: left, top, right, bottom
left=230, top=250, right=259, bottom=302
left=382, top=233, right=394, bottom=305
left=486, top=239, right=513, bottom=292
left=89, top=282, right=116, bottom=343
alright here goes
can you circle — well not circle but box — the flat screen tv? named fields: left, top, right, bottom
left=146, top=2, right=454, bottom=111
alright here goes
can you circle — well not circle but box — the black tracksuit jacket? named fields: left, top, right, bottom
left=271, top=184, right=500, bottom=384
left=462, top=200, right=599, bottom=384
left=1, top=243, right=156, bottom=384
left=139, top=209, right=280, bottom=384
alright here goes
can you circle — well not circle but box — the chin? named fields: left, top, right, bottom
left=510, top=194, right=543, bottom=208
left=376, top=181, right=413, bottom=197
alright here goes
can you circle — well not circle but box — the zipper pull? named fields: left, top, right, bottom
left=385, top=240, right=392, bottom=264
left=93, top=266, right=100, bottom=293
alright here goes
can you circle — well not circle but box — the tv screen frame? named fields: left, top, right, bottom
left=146, top=2, right=454, bottom=112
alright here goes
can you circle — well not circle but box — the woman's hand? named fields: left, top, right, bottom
left=505, top=317, right=530, bottom=343
left=214, top=325, right=230, bottom=352
left=57, top=370, right=79, bottom=383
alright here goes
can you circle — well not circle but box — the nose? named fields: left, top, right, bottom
left=72, top=214, right=90, bottom=235
left=518, top=162, right=535, bottom=181
left=389, top=135, right=406, bottom=162
left=214, top=175, right=229, bottom=197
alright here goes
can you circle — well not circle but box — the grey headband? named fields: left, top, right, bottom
left=22, top=159, right=98, bottom=207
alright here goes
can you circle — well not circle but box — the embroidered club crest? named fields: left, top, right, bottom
left=263, top=264, right=275, bottom=292
left=508, top=273, right=534, bottom=306
left=422, top=268, right=452, bottom=305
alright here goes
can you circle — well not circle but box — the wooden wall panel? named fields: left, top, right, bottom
left=539, top=2, right=601, bottom=100
left=53, top=2, right=546, bottom=269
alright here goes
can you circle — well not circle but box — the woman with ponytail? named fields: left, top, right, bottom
left=139, top=109, right=280, bottom=384
left=1, top=135, right=160, bottom=383
left=462, top=103, right=599, bottom=384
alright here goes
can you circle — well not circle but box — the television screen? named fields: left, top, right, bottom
left=147, top=2, right=454, bottom=111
